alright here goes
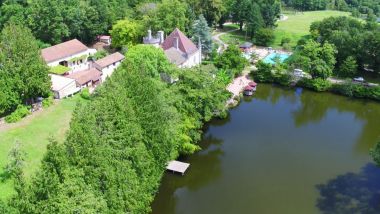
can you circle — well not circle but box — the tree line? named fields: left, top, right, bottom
left=282, top=0, right=380, bottom=18
left=0, top=0, right=281, bottom=47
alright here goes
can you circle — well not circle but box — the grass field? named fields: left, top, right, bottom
left=274, top=10, right=351, bottom=48
left=0, top=95, right=82, bottom=200
left=218, top=10, right=351, bottom=49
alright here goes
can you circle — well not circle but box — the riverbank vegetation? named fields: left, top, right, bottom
left=253, top=14, right=380, bottom=100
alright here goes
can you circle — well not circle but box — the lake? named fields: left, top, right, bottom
left=151, top=84, right=380, bottom=214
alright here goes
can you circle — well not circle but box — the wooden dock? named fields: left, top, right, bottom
left=166, top=160, right=190, bottom=175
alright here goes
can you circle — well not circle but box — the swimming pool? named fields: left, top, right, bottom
left=263, top=53, right=290, bottom=64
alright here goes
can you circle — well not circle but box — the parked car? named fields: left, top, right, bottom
left=353, top=77, right=365, bottom=82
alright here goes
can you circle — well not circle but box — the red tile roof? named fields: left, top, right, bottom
left=41, top=39, right=89, bottom=63
left=161, top=28, right=198, bottom=55
left=67, top=68, right=101, bottom=85
left=94, top=52, right=125, bottom=69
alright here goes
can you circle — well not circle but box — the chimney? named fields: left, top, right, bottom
left=148, top=30, right=152, bottom=40
left=174, top=37, right=179, bottom=50
left=158, top=31, right=164, bottom=44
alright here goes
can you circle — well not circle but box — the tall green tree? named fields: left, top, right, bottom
left=110, top=18, right=144, bottom=49
left=0, top=24, right=50, bottom=114
left=215, top=45, right=248, bottom=76
left=191, top=14, right=212, bottom=55
left=246, top=2, right=265, bottom=38
left=290, top=40, right=336, bottom=79
left=150, top=0, right=189, bottom=34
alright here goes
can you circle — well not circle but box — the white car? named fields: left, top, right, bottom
left=353, top=77, right=365, bottom=82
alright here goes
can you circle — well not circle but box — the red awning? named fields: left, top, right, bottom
left=244, top=85, right=254, bottom=91
left=249, top=81, right=257, bottom=87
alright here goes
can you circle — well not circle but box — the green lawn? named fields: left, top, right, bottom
left=274, top=10, right=351, bottom=48
left=219, top=31, right=247, bottom=46
left=0, top=95, right=81, bottom=200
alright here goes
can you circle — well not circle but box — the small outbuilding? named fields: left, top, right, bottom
left=239, top=42, right=253, bottom=53
left=248, top=81, right=257, bottom=91
left=98, top=35, right=112, bottom=45
left=244, top=85, right=254, bottom=96
left=50, top=74, right=80, bottom=99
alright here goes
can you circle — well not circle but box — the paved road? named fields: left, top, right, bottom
left=212, top=28, right=238, bottom=53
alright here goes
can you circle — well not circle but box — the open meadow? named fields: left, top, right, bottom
left=274, top=10, right=351, bottom=48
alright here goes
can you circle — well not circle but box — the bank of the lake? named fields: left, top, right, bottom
left=151, top=84, right=380, bottom=214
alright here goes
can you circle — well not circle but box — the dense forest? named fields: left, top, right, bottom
left=0, top=0, right=281, bottom=46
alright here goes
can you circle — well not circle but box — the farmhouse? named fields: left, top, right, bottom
left=161, top=28, right=201, bottom=68
left=41, top=39, right=96, bottom=74
left=50, top=74, right=80, bottom=99
left=67, top=68, right=102, bottom=89
left=143, top=28, right=201, bottom=68
left=94, top=52, right=125, bottom=81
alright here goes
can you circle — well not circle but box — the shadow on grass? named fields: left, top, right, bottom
left=316, top=163, right=380, bottom=214
left=0, top=171, right=11, bottom=183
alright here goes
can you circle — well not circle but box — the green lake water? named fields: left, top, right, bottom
left=151, top=84, right=380, bottom=214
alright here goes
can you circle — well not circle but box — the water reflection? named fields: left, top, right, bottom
left=256, top=84, right=380, bottom=153
left=316, top=163, right=380, bottom=214
left=151, top=134, right=224, bottom=214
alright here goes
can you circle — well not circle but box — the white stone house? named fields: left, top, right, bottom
left=41, top=39, right=96, bottom=74
left=50, top=74, right=80, bottom=99
left=94, top=52, right=125, bottom=81
left=143, top=28, right=202, bottom=68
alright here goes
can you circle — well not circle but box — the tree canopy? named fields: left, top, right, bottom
left=0, top=24, right=51, bottom=115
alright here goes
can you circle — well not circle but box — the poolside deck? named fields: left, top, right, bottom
left=167, top=161, right=190, bottom=175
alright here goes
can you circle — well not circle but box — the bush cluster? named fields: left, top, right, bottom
left=80, top=88, right=91, bottom=100
left=42, top=96, right=54, bottom=108
left=331, top=83, right=380, bottom=101
left=4, top=105, right=30, bottom=123
left=297, top=78, right=332, bottom=92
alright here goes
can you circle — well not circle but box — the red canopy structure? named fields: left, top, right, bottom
left=248, top=81, right=257, bottom=87
left=244, top=85, right=254, bottom=91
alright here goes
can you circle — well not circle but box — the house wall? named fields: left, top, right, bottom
left=55, top=81, right=80, bottom=99
left=96, top=61, right=123, bottom=82
left=180, top=50, right=201, bottom=68
left=47, top=50, right=94, bottom=73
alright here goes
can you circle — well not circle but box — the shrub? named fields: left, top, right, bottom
left=42, top=96, right=54, bottom=108
left=80, top=88, right=91, bottom=100
left=281, top=37, right=291, bottom=46
left=255, top=28, right=275, bottom=46
left=282, top=43, right=292, bottom=51
left=297, top=78, right=331, bottom=92
left=5, top=105, right=30, bottom=123
left=252, top=61, right=273, bottom=83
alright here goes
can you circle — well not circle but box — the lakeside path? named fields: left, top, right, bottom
left=212, top=27, right=256, bottom=98
left=226, top=67, right=254, bottom=97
